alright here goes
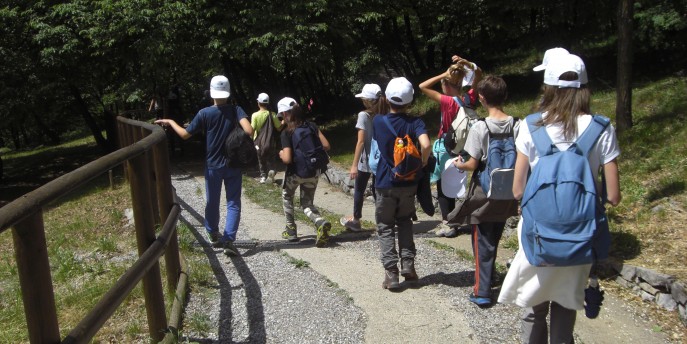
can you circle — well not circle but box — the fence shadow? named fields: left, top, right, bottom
left=176, top=196, right=267, bottom=343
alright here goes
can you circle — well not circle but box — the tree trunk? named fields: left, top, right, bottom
left=69, top=84, right=110, bottom=153
left=403, top=14, right=425, bottom=72
left=616, top=0, right=633, bottom=132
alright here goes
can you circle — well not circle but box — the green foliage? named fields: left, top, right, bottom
left=634, top=0, right=687, bottom=51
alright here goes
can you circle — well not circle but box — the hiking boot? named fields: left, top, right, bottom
left=584, top=285, right=604, bottom=319
left=223, top=241, right=240, bottom=256
left=266, top=170, right=276, bottom=184
left=282, top=224, right=298, bottom=242
left=340, top=216, right=362, bottom=232
left=469, top=293, right=492, bottom=307
left=382, top=268, right=401, bottom=290
left=400, top=259, right=418, bottom=281
left=315, top=219, right=331, bottom=247
left=208, top=231, right=220, bottom=245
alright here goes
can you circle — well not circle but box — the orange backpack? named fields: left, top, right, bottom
left=382, top=116, right=422, bottom=182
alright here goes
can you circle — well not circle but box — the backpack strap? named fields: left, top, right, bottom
left=452, top=95, right=471, bottom=108
left=574, top=115, right=610, bottom=156
left=382, top=115, right=398, bottom=137
left=526, top=112, right=556, bottom=157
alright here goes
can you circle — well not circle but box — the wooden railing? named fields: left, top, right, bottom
left=0, top=117, right=188, bottom=343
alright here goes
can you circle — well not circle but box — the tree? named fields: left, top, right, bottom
left=616, top=0, right=634, bottom=132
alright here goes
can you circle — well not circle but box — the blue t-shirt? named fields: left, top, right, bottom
left=186, top=104, right=248, bottom=169
left=372, top=113, right=427, bottom=189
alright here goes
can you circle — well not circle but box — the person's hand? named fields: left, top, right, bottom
left=278, top=149, right=284, bottom=160
left=155, top=119, right=170, bottom=126
left=452, top=55, right=465, bottom=64
left=349, top=165, right=358, bottom=180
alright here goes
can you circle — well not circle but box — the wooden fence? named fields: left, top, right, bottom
left=0, top=117, right=188, bottom=343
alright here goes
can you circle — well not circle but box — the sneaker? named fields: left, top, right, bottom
left=266, top=170, right=276, bottom=184
left=382, top=268, right=401, bottom=290
left=282, top=224, right=299, bottom=242
left=442, top=227, right=458, bottom=237
left=208, top=231, right=220, bottom=245
left=400, top=259, right=418, bottom=281
left=435, top=223, right=454, bottom=237
left=259, top=176, right=267, bottom=184
left=584, top=285, right=604, bottom=319
left=468, top=293, right=492, bottom=307
left=315, top=219, right=331, bottom=247
left=340, top=216, right=362, bottom=232
left=211, top=237, right=225, bottom=248
left=223, top=241, right=239, bottom=256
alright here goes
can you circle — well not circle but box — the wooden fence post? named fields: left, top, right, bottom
left=128, top=127, right=167, bottom=342
left=12, top=211, right=60, bottom=344
left=152, top=139, right=181, bottom=290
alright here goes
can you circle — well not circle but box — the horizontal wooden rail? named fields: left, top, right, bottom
left=62, top=203, right=181, bottom=344
left=0, top=121, right=165, bottom=234
left=0, top=117, right=185, bottom=343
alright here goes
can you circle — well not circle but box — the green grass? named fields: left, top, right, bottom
left=0, top=174, right=168, bottom=342
left=283, top=253, right=310, bottom=268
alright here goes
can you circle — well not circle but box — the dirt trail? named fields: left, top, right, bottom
left=178, top=160, right=668, bottom=343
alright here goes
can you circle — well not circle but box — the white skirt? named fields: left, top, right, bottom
left=497, top=217, right=592, bottom=310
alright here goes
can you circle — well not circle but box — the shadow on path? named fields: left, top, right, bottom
left=177, top=196, right=267, bottom=343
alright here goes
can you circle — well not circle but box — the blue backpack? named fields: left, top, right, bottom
left=368, top=138, right=380, bottom=175
left=477, top=118, right=518, bottom=200
left=292, top=122, right=329, bottom=178
left=521, top=113, right=611, bottom=267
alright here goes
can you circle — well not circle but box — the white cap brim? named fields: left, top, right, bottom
left=532, top=64, right=546, bottom=72
left=210, top=90, right=230, bottom=99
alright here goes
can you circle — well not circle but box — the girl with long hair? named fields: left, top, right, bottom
left=498, top=52, right=621, bottom=343
left=340, top=84, right=389, bottom=231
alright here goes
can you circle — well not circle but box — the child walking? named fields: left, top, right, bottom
left=278, top=97, right=332, bottom=247
left=251, top=92, right=281, bottom=183
left=419, top=55, right=482, bottom=237
left=340, top=84, right=389, bottom=231
left=373, top=77, right=431, bottom=290
left=498, top=52, right=621, bottom=343
left=451, top=76, right=520, bottom=306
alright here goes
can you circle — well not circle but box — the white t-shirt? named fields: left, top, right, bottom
left=515, top=113, right=620, bottom=180
left=498, top=113, right=621, bottom=310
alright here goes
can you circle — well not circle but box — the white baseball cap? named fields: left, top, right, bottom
left=533, top=47, right=570, bottom=71
left=385, top=77, right=414, bottom=106
left=257, top=92, right=269, bottom=103
left=543, top=53, right=588, bottom=88
left=209, top=75, right=230, bottom=99
left=441, top=158, right=467, bottom=198
left=277, top=97, right=297, bottom=113
left=355, top=83, right=382, bottom=99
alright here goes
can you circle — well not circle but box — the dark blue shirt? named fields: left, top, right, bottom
left=186, top=104, right=248, bottom=169
left=373, top=113, right=427, bottom=189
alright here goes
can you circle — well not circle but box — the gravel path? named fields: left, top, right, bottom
left=169, top=161, right=670, bottom=344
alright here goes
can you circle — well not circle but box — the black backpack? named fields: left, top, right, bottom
left=224, top=106, right=258, bottom=169
left=254, top=111, right=277, bottom=157
left=292, top=122, right=329, bottom=178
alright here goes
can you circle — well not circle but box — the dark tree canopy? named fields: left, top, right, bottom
left=0, top=0, right=685, bottom=152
